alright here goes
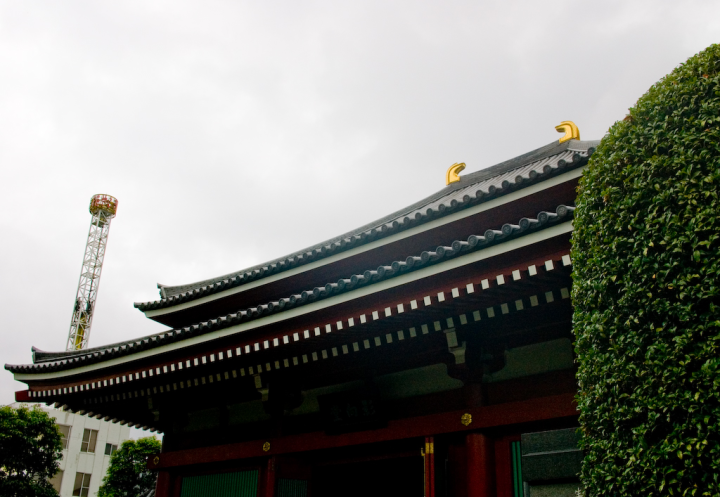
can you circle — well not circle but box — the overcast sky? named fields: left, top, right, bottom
left=1, top=1, right=718, bottom=415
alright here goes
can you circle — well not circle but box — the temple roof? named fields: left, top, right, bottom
left=6, top=137, right=597, bottom=377
left=135, top=139, right=599, bottom=312
left=8, top=202, right=577, bottom=374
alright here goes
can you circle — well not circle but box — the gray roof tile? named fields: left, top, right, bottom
left=6, top=202, right=577, bottom=375
left=134, top=139, right=598, bottom=312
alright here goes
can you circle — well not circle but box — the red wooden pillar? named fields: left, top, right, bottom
left=155, top=470, right=172, bottom=497
left=494, top=436, right=519, bottom=497
left=467, top=433, right=495, bottom=497
left=264, top=456, right=277, bottom=497
left=424, top=436, right=435, bottom=497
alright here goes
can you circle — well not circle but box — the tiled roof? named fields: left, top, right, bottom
left=135, top=139, right=598, bottom=312
left=6, top=203, right=576, bottom=375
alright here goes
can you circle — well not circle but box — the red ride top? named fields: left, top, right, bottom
left=89, top=194, right=118, bottom=218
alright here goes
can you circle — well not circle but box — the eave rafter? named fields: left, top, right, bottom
left=18, top=249, right=575, bottom=431
left=10, top=204, right=576, bottom=377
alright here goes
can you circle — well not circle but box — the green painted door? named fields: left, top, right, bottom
left=180, top=470, right=259, bottom=497
left=276, top=478, right=308, bottom=497
left=511, top=441, right=524, bottom=497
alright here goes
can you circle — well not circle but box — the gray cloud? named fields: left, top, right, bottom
left=1, top=0, right=718, bottom=404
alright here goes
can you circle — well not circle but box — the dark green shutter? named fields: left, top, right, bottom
left=180, top=470, right=259, bottom=497
left=276, top=478, right=308, bottom=497
left=510, top=441, right=524, bottom=497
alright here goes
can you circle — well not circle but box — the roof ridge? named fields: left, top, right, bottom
left=8, top=202, right=576, bottom=374
left=135, top=140, right=597, bottom=312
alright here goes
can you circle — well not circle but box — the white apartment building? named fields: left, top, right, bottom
left=11, top=403, right=131, bottom=497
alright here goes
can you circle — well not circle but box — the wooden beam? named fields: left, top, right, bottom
left=148, top=393, right=576, bottom=469
left=14, top=390, right=30, bottom=402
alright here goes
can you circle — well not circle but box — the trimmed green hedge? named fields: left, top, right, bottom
left=572, top=45, right=720, bottom=496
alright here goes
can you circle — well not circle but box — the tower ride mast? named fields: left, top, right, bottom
left=66, top=194, right=118, bottom=351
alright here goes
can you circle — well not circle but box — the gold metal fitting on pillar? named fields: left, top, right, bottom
left=262, top=441, right=271, bottom=452
left=461, top=413, right=473, bottom=426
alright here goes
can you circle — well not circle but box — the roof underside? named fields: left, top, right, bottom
left=135, top=139, right=599, bottom=312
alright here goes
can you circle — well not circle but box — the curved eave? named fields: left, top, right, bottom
left=8, top=205, right=575, bottom=379
left=135, top=140, right=597, bottom=315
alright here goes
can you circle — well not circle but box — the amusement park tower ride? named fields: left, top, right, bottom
left=66, top=194, right=118, bottom=351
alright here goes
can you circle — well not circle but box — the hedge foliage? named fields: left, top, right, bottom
left=572, top=44, right=720, bottom=496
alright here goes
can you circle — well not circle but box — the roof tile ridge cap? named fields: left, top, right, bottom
left=454, top=140, right=569, bottom=186
left=149, top=141, right=571, bottom=302
left=33, top=348, right=96, bottom=363
left=135, top=160, right=579, bottom=313
left=151, top=189, right=456, bottom=302
left=147, top=203, right=577, bottom=336
left=566, top=138, right=601, bottom=151
left=29, top=330, right=175, bottom=361
left=136, top=141, right=591, bottom=311
left=456, top=144, right=577, bottom=189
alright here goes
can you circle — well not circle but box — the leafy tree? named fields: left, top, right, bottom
left=0, top=404, right=63, bottom=497
left=97, top=437, right=162, bottom=497
left=572, top=44, right=720, bottom=495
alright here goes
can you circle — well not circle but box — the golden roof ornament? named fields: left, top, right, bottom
left=446, top=162, right=466, bottom=185
left=555, top=121, right=580, bottom=143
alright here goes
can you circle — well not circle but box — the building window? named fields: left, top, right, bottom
left=104, top=443, right=118, bottom=456
left=73, top=472, right=91, bottom=497
left=49, top=469, right=64, bottom=493
left=58, top=424, right=71, bottom=450
left=80, top=429, right=98, bottom=453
